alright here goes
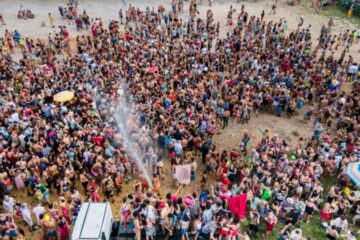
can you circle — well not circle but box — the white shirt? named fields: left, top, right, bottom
left=10, top=112, right=20, bottom=123
left=143, top=205, right=157, bottom=221
left=3, top=197, right=15, bottom=213
left=33, top=205, right=46, bottom=224
left=20, top=206, right=32, bottom=219
left=334, top=217, right=348, bottom=231
left=348, top=65, right=358, bottom=74
left=290, top=228, right=302, bottom=240
left=339, top=97, right=346, bottom=105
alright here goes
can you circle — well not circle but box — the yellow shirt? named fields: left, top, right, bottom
left=49, top=15, right=55, bottom=24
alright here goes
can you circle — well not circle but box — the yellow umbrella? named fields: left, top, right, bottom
left=53, top=90, right=75, bottom=103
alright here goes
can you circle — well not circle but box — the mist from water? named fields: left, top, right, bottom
left=93, top=82, right=153, bottom=188
left=112, top=84, right=153, bottom=188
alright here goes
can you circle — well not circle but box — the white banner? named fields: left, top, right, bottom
left=175, top=164, right=192, bottom=185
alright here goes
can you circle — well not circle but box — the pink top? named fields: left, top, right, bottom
left=57, top=224, right=69, bottom=239
left=171, top=195, right=178, bottom=202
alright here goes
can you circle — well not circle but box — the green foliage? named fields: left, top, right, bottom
left=337, top=0, right=360, bottom=17
left=321, top=2, right=360, bottom=25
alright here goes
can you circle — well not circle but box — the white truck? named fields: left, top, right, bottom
left=71, top=202, right=114, bottom=240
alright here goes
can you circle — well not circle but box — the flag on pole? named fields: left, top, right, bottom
left=227, top=194, right=247, bottom=219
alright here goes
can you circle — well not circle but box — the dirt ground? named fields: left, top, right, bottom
left=1, top=0, right=360, bottom=61
left=0, top=0, right=358, bottom=238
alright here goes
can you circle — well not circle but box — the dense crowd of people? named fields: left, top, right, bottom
left=0, top=0, right=360, bottom=240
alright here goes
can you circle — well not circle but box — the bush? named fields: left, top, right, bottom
left=337, top=0, right=360, bottom=16
left=355, top=3, right=360, bottom=16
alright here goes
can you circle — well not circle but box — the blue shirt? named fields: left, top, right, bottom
left=216, top=107, right=224, bottom=116
left=174, top=141, right=183, bottom=155
left=202, top=209, right=213, bottom=224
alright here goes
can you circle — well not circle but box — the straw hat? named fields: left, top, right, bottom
left=331, top=80, right=339, bottom=86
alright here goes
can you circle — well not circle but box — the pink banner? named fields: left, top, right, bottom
left=175, top=164, right=192, bottom=184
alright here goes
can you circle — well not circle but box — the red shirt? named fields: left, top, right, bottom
left=221, top=176, right=231, bottom=186
left=220, top=163, right=228, bottom=173
left=63, top=30, right=69, bottom=38
left=91, top=191, right=101, bottom=202
left=142, top=180, right=149, bottom=190
left=88, top=181, right=97, bottom=192
left=230, top=150, right=239, bottom=160
left=93, top=136, right=104, bottom=146
left=347, top=144, right=354, bottom=153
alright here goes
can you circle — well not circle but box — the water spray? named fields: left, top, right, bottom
left=93, top=82, right=153, bottom=189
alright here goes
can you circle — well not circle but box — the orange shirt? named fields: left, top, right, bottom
left=169, top=93, right=177, bottom=102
